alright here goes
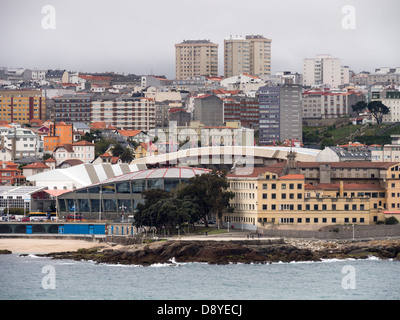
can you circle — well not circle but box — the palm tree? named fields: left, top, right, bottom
left=119, top=148, right=134, bottom=163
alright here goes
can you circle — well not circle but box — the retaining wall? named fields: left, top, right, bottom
left=258, top=224, right=400, bottom=239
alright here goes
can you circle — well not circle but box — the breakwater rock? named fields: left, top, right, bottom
left=39, top=238, right=400, bottom=266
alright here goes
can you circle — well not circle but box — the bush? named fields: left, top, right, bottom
left=385, top=216, right=399, bottom=225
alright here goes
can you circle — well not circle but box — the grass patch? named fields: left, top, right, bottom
left=194, top=227, right=227, bottom=235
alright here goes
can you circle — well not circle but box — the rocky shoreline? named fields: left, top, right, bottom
left=35, top=238, right=400, bottom=265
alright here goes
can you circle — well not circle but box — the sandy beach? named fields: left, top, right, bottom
left=0, top=238, right=107, bottom=254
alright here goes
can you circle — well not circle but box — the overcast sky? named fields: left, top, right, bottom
left=0, top=0, right=399, bottom=78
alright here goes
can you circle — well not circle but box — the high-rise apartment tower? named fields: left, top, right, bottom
left=175, top=40, right=218, bottom=80
left=224, top=35, right=272, bottom=78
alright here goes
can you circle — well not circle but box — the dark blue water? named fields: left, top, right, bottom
left=0, top=254, right=399, bottom=300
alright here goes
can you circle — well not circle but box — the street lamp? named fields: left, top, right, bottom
left=119, top=204, right=127, bottom=222
left=99, top=189, right=102, bottom=221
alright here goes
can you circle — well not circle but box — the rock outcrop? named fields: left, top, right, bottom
left=38, top=239, right=400, bottom=266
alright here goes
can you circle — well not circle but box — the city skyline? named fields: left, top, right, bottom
left=0, top=0, right=399, bottom=79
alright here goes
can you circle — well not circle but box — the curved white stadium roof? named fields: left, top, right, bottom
left=88, top=167, right=212, bottom=186
left=131, top=146, right=320, bottom=166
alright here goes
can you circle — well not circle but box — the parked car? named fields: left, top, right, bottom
left=21, top=217, right=30, bottom=222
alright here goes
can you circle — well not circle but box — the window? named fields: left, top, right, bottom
left=314, top=218, right=318, bottom=223
left=271, top=184, right=276, bottom=190
left=116, top=182, right=130, bottom=194
left=332, top=218, right=336, bottom=223
left=313, top=204, right=319, bottom=211
left=262, top=193, right=268, bottom=199
left=132, top=180, right=146, bottom=193
left=262, top=204, right=267, bottom=210
left=281, top=184, right=286, bottom=190
left=281, top=193, right=286, bottom=199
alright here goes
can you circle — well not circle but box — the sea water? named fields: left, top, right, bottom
left=0, top=254, right=399, bottom=300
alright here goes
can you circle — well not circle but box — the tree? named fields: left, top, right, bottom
left=119, top=148, right=134, bottom=163
left=134, top=188, right=201, bottom=235
left=351, top=101, right=367, bottom=115
left=95, top=138, right=118, bottom=157
left=384, top=216, right=399, bottom=225
left=367, top=101, right=389, bottom=125
left=320, top=137, right=335, bottom=150
left=177, top=169, right=234, bottom=228
left=111, top=143, right=124, bottom=157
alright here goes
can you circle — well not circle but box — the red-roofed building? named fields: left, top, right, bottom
left=91, top=96, right=155, bottom=131
left=0, top=161, right=25, bottom=185
left=53, top=140, right=95, bottom=166
left=22, top=162, right=50, bottom=178
left=302, top=88, right=366, bottom=119
left=225, top=161, right=400, bottom=229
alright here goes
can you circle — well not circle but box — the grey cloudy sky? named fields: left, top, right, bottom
left=0, top=0, right=399, bottom=78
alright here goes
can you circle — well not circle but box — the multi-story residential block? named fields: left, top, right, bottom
left=53, top=140, right=95, bottom=166
left=0, top=127, right=39, bottom=158
left=302, top=88, right=365, bottom=119
left=225, top=161, right=400, bottom=230
left=91, top=96, right=155, bottom=131
left=0, top=161, right=24, bottom=185
left=45, top=70, right=69, bottom=83
left=371, top=89, right=400, bottom=123
left=302, top=54, right=350, bottom=88
left=175, top=40, right=219, bottom=80
left=192, top=95, right=224, bottom=127
left=43, top=122, right=73, bottom=153
left=54, top=94, right=92, bottom=124
left=367, top=68, right=400, bottom=85
left=22, top=162, right=51, bottom=179
left=224, top=35, right=272, bottom=78
left=258, top=84, right=302, bottom=145
left=0, top=89, right=46, bottom=125
left=223, top=96, right=259, bottom=128
left=224, top=36, right=250, bottom=78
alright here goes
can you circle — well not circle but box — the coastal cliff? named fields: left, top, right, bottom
left=38, top=238, right=400, bottom=265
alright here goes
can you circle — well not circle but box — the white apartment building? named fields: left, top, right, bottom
left=91, top=96, right=155, bottom=131
left=302, top=89, right=348, bottom=118
left=53, top=140, right=95, bottom=166
left=302, top=88, right=365, bottom=119
left=0, top=127, right=39, bottom=158
left=372, top=89, right=400, bottom=123
left=303, top=54, right=350, bottom=88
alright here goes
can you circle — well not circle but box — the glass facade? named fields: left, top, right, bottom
left=56, top=168, right=211, bottom=219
